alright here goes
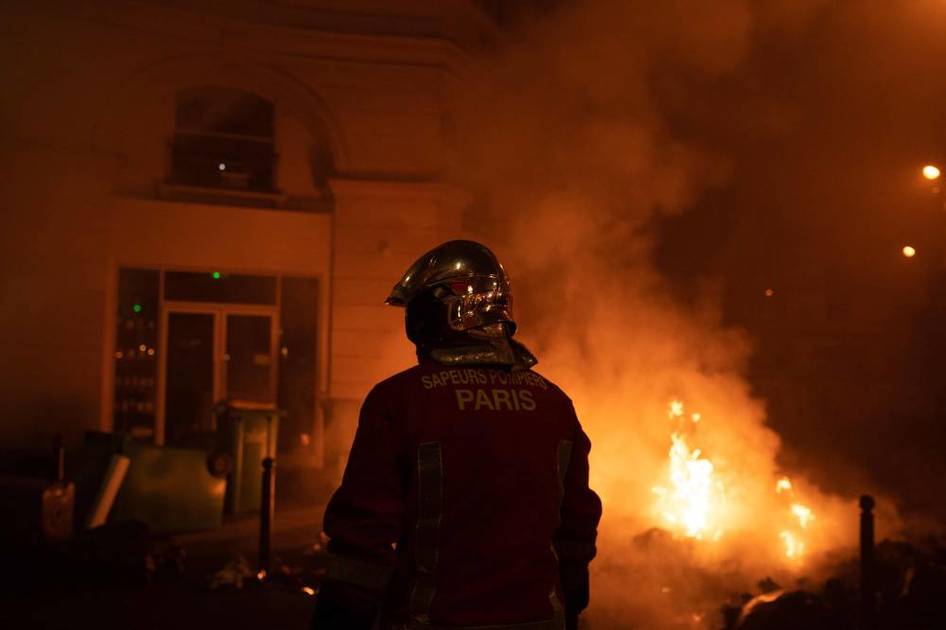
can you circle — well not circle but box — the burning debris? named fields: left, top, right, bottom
left=591, top=502, right=946, bottom=629
left=775, top=477, right=814, bottom=561
left=652, top=400, right=725, bottom=542
left=572, top=385, right=869, bottom=628
left=650, top=400, right=822, bottom=565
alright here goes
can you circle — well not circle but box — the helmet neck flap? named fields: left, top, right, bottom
left=426, top=335, right=538, bottom=370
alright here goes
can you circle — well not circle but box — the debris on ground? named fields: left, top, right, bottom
left=726, top=537, right=946, bottom=629
left=209, top=555, right=254, bottom=589
left=71, top=520, right=186, bottom=585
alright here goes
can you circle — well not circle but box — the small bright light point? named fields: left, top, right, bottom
left=218, top=162, right=227, bottom=171
left=922, top=165, right=941, bottom=181
left=212, top=271, right=221, bottom=279
left=668, top=400, right=684, bottom=418
left=902, top=245, right=916, bottom=258
left=133, top=303, right=142, bottom=313
left=764, top=288, right=775, bottom=297
left=302, top=586, right=316, bottom=596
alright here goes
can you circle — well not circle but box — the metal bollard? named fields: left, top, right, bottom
left=259, top=456, right=276, bottom=577
left=859, top=494, right=876, bottom=630
left=53, top=434, right=65, bottom=482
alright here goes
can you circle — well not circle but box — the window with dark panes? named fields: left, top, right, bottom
left=170, top=87, right=276, bottom=192
left=114, top=268, right=160, bottom=440
left=163, top=271, right=276, bottom=305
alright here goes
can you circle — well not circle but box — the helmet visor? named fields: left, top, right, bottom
left=443, top=275, right=513, bottom=332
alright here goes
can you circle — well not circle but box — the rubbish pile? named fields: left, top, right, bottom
left=729, top=538, right=946, bottom=629
left=593, top=527, right=946, bottom=629
left=208, top=543, right=326, bottom=600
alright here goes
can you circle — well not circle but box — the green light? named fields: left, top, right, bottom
left=133, top=304, right=142, bottom=313
left=212, top=272, right=221, bottom=280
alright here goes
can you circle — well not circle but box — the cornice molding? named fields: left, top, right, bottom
left=64, top=0, right=476, bottom=76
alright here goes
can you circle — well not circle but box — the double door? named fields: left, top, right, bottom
left=159, top=303, right=277, bottom=446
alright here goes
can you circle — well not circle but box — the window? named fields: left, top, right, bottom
left=164, top=271, right=277, bottom=305
left=114, top=268, right=160, bottom=439
left=170, top=87, right=276, bottom=193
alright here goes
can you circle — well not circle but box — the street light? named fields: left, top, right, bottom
left=922, top=164, right=941, bottom=181
left=903, top=245, right=917, bottom=258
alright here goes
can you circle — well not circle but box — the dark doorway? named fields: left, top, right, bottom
left=164, top=312, right=215, bottom=446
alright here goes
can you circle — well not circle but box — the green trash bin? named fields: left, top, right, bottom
left=111, top=438, right=226, bottom=532
left=215, top=403, right=281, bottom=513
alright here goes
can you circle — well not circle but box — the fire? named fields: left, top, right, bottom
left=776, top=475, right=815, bottom=560
left=779, top=531, right=805, bottom=559
left=651, top=400, right=725, bottom=540
left=652, top=402, right=819, bottom=562
left=791, top=503, right=814, bottom=529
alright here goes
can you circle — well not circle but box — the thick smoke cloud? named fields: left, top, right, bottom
left=446, top=0, right=933, bottom=625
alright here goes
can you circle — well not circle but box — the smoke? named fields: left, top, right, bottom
left=447, top=0, right=905, bottom=626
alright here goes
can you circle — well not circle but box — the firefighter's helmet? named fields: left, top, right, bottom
left=386, top=240, right=516, bottom=344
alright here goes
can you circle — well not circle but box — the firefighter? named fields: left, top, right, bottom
left=312, top=240, right=602, bottom=630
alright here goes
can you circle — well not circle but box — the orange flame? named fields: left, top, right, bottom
left=779, top=530, right=805, bottom=559
left=775, top=475, right=815, bottom=560
left=652, top=400, right=725, bottom=540
left=652, top=401, right=819, bottom=562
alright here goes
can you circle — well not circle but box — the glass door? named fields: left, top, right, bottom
left=164, top=311, right=216, bottom=446
left=159, top=304, right=277, bottom=446
left=224, top=313, right=276, bottom=405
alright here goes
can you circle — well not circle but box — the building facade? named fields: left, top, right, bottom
left=0, top=1, right=499, bottom=481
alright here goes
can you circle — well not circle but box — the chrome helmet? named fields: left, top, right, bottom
left=386, top=240, right=516, bottom=340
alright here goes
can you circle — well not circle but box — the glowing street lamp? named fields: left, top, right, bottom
left=922, top=165, right=941, bottom=181
left=902, top=245, right=916, bottom=258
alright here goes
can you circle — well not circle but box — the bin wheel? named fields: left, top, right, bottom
left=207, top=452, right=233, bottom=477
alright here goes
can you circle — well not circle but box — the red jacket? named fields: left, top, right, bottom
left=321, top=360, right=601, bottom=628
